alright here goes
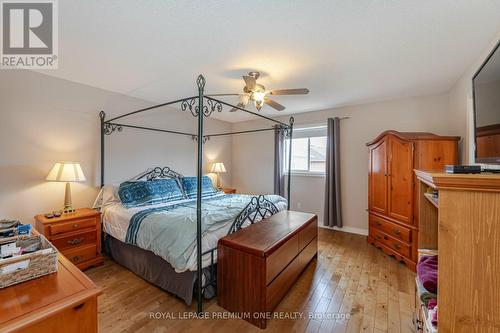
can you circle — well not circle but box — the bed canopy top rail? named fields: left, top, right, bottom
left=103, top=122, right=197, bottom=138
left=105, top=95, right=199, bottom=123
left=99, top=74, right=294, bottom=314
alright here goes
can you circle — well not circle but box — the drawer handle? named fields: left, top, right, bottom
left=73, top=303, right=85, bottom=311
left=71, top=255, right=83, bottom=263
left=375, top=235, right=382, bottom=240
left=73, top=224, right=80, bottom=229
left=376, top=221, right=382, bottom=226
left=68, top=237, right=84, bottom=246
left=392, top=229, right=401, bottom=236
left=393, top=244, right=401, bottom=250
left=383, top=235, right=389, bottom=240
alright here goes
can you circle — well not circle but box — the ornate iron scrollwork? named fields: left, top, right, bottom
left=180, top=97, right=199, bottom=117
left=103, top=123, right=123, bottom=135
left=192, top=135, right=210, bottom=144
left=280, top=116, right=295, bottom=138
left=134, top=166, right=183, bottom=181
left=276, top=124, right=291, bottom=138
left=203, top=98, right=222, bottom=117
left=228, top=195, right=279, bottom=234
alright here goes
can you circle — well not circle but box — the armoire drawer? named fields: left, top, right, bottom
left=369, top=227, right=411, bottom=258
left=369, top=214, right=411, bottom=243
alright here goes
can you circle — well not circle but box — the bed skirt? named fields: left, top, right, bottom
left=104, top=233, right=216, bottom=305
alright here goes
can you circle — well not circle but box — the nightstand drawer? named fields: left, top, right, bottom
left=63, top=244, right=97, bottom=265
left=50, top=218, right=96, bottom=235
left=51, top=230, right=97, bottom=251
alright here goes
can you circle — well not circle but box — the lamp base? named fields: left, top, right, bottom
left=63, top=206, right=75, bottom=214
left=216, top=172, right=222, bottom=189
left=63, top=182, right=75, bottom=214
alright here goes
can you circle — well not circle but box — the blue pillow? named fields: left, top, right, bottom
left=181, top=176, right=219, bottom=199
left=118, top=179, right=185, bottom=208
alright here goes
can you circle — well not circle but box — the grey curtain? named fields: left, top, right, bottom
left=274, top=125, right=285, bottom=196
left=324, top=117, right=342, bottom=227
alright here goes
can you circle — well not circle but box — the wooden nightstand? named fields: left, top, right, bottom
left=221, top=187, right=236, bottom=194
left=34, top=208, right=103, bottom=271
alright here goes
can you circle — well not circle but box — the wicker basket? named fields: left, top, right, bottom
left=0, top=235, right=58, bottom=288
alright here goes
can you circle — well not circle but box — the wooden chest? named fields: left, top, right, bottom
left=217, top=210, right=318, bottom=329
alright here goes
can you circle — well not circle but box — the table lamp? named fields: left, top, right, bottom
left=211, top=162, right=226, bottom=189
left=46, top=162, right=86, bottom=213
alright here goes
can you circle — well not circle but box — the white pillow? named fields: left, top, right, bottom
left=93, top=184, right=121, bottom=210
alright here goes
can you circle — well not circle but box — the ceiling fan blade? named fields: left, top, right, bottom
left=243, top=75, right=257, bottom=90
left=269, top=88, right=309, bottom=95
left=264, top=98, right=286, bottom=111
left=229, top=103, right=245, bottom=112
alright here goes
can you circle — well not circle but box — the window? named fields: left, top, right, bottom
left=284, top=125, right=327, bottom=175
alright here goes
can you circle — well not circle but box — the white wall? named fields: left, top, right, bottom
left=0, top=71, right=232, bottom=224
left=231, top=92, right=455, bottom=233
left=449, top=31, right=500, bottom=165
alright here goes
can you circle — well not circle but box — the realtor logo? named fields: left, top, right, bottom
left=1, top=0, right=58, bottom=69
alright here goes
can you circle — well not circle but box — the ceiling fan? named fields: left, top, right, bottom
left=210, top=71, right=309, bottom=112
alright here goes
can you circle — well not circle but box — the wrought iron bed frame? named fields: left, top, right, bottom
left=100, top=75, right=294, bottom=313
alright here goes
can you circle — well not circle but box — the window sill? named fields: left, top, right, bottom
left=285, top=172, right=326, bottom=178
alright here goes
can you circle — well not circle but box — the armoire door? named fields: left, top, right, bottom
left=388, top=136, right=414, bottom=224
left=369, top=139, right=388, bottom=215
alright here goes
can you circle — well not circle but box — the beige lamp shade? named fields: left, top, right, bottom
left=46, top=162, right=86, bottom=182
left=211, top=162, right=227, bottom=173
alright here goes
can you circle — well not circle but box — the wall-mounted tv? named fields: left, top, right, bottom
left=473, top=40, right=500, bottom=164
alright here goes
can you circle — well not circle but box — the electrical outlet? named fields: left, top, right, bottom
left=297, top=202, right=302, bottom=209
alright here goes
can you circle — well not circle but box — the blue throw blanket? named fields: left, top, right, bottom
left=125, top=194, right=287, bottom=272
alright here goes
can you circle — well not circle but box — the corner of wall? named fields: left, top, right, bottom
left=448, top=31, right=500, bottom=165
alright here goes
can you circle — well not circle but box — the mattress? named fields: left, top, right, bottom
left=101, top=193, right=287, bottom=272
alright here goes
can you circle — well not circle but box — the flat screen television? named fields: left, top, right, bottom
left=473, top=40, right=500, bottom=164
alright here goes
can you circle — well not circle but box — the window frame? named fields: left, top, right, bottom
left=284, top=127, right=327, bottom=177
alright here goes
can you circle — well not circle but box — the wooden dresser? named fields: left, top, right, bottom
left=414, top=170, right=500, bottom=332
left=0, top=254, right=101, bottom=332
left=366, top=131, right=459, bottom=270
left=217, top=211, right=317, bottom=329
left=35, top=208, right=103, bottom=270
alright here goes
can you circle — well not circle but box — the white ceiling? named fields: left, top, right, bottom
left=38, top=0, right=500, bottom=122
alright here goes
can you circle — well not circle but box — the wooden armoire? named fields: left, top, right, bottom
left=366, top=130, right=460, bottom=270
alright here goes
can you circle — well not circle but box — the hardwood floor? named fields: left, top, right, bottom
left=86, top=228, right=416, bottom=333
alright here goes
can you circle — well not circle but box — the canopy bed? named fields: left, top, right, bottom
left=99, top=75, right=295, bottom=313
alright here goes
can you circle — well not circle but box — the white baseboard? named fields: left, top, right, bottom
left=318, top=222, right=368, bottom=236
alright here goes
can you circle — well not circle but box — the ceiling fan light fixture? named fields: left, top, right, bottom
left=252, top=91, right=266, bottom=111
left=252, top=91, right=266, bottom=102
left=254, top=99, right=264, bottom=111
